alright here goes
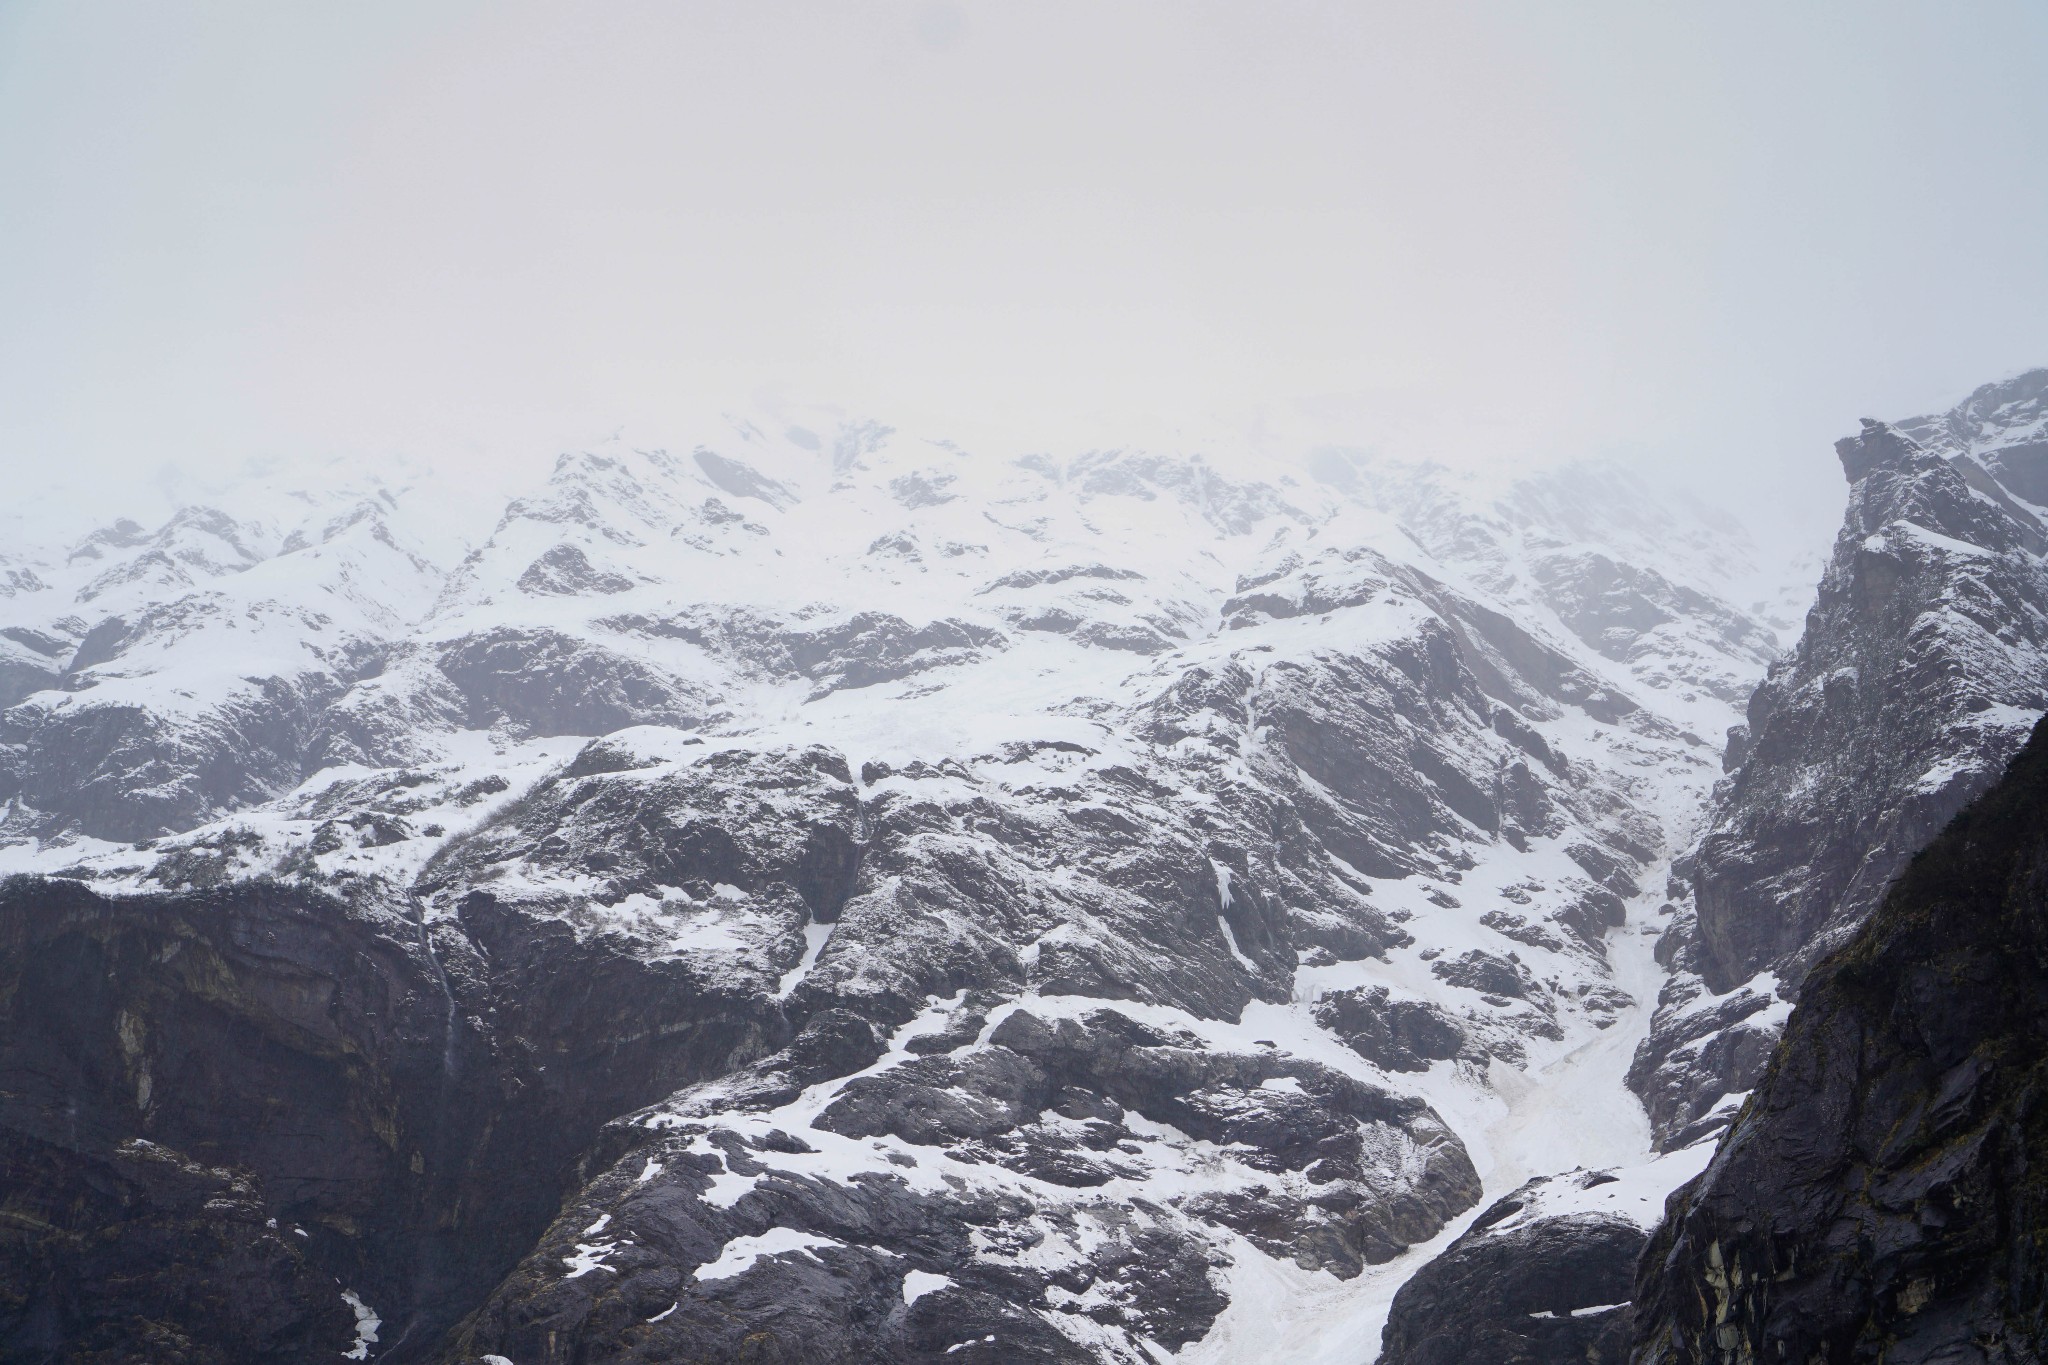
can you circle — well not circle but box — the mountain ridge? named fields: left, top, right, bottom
left=4, top=375, right=2037, bottom=1361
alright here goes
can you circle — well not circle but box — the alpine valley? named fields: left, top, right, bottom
left=3, top=369, right=2045, bottom=1364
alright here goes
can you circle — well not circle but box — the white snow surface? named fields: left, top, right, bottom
left=694, top=1228, right=845, bottom=1282
left=340, top=1289, right=381, bottom=1361
left=903, top=1269, right=954, bottom=1305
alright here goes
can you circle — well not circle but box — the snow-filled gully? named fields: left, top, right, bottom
left=1183, top=859, right=1697, bottom=1364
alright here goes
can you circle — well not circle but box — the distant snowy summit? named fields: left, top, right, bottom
left=0, top=424, right=1787, bottom=858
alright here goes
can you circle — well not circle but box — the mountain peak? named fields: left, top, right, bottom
left=1834, top=418, right=1926, bottom=483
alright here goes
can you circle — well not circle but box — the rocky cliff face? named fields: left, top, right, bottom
left=1368, top=370, right=2048, bottom=1365
left=1377, top=1156, right=1706, bottom=1365
left=0, top=875, right=777, bottom=1362
left=0, top=413, right=1810, bottom=1360
left=1632, top=369, right=2048, bottom=1150
left=1632, top=712, right=2048, bottom=1364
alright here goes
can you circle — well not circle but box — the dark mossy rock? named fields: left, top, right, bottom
left=1634, top=715, right=2048, bottom=1363
left=0, top=1131, right=355, bottom=1365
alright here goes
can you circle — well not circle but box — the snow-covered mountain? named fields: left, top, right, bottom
left=5, top=372, right=2026, bottom=1362
left=0, top=470, right=463, bottom=843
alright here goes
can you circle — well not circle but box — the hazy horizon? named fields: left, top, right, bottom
left=4, top=2, right=2046, bottom=559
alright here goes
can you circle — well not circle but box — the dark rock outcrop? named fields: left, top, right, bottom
left=1311, top=984, right=1468, bottom=1072
left=1632, top=714, right=2048, bottom=1363
left=0, top=1131, right=357, bottom=1364
left=0, top=875, right=786, bottom=1363
left=435, top=626, right=723, bottom=736
left=1380, top=1172, right=1644, bottom=1365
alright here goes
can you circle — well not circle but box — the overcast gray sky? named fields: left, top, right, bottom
left=2, top=1, right=2044, bottom=544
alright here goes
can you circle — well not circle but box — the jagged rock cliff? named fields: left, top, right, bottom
left=1633, top=369, right=2048, bottom=1150
left=1633, top=712, right=2048, bottom=1363
left=1374, top=370, right=2048, bottom=1365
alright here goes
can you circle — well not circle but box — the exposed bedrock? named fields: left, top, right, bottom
left=1379, top=1172, right=1645, bottom=1365
left=0, top=875, right=787, bottom=1363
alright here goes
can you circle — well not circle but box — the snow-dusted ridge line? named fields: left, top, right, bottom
left=1634, top=368, right=2048, bottom=1157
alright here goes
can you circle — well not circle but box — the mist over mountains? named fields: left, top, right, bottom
left=3, top=370, right=2046, bottom=1361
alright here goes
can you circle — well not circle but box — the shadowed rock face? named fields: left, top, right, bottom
left=1377, top=1162, right=1707, bottom=1365
left=0, top=876, right=786, bottom=1364
left=1633, top=716, right=2048, bottom=1364
left=0, top=1131, right=357, bottom=1364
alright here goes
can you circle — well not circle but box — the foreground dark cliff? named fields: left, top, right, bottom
left=1632, top=713, right=2048, bottom=1363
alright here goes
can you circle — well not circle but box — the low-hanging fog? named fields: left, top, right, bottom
left=3, top=0, right=2045, bottom=559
